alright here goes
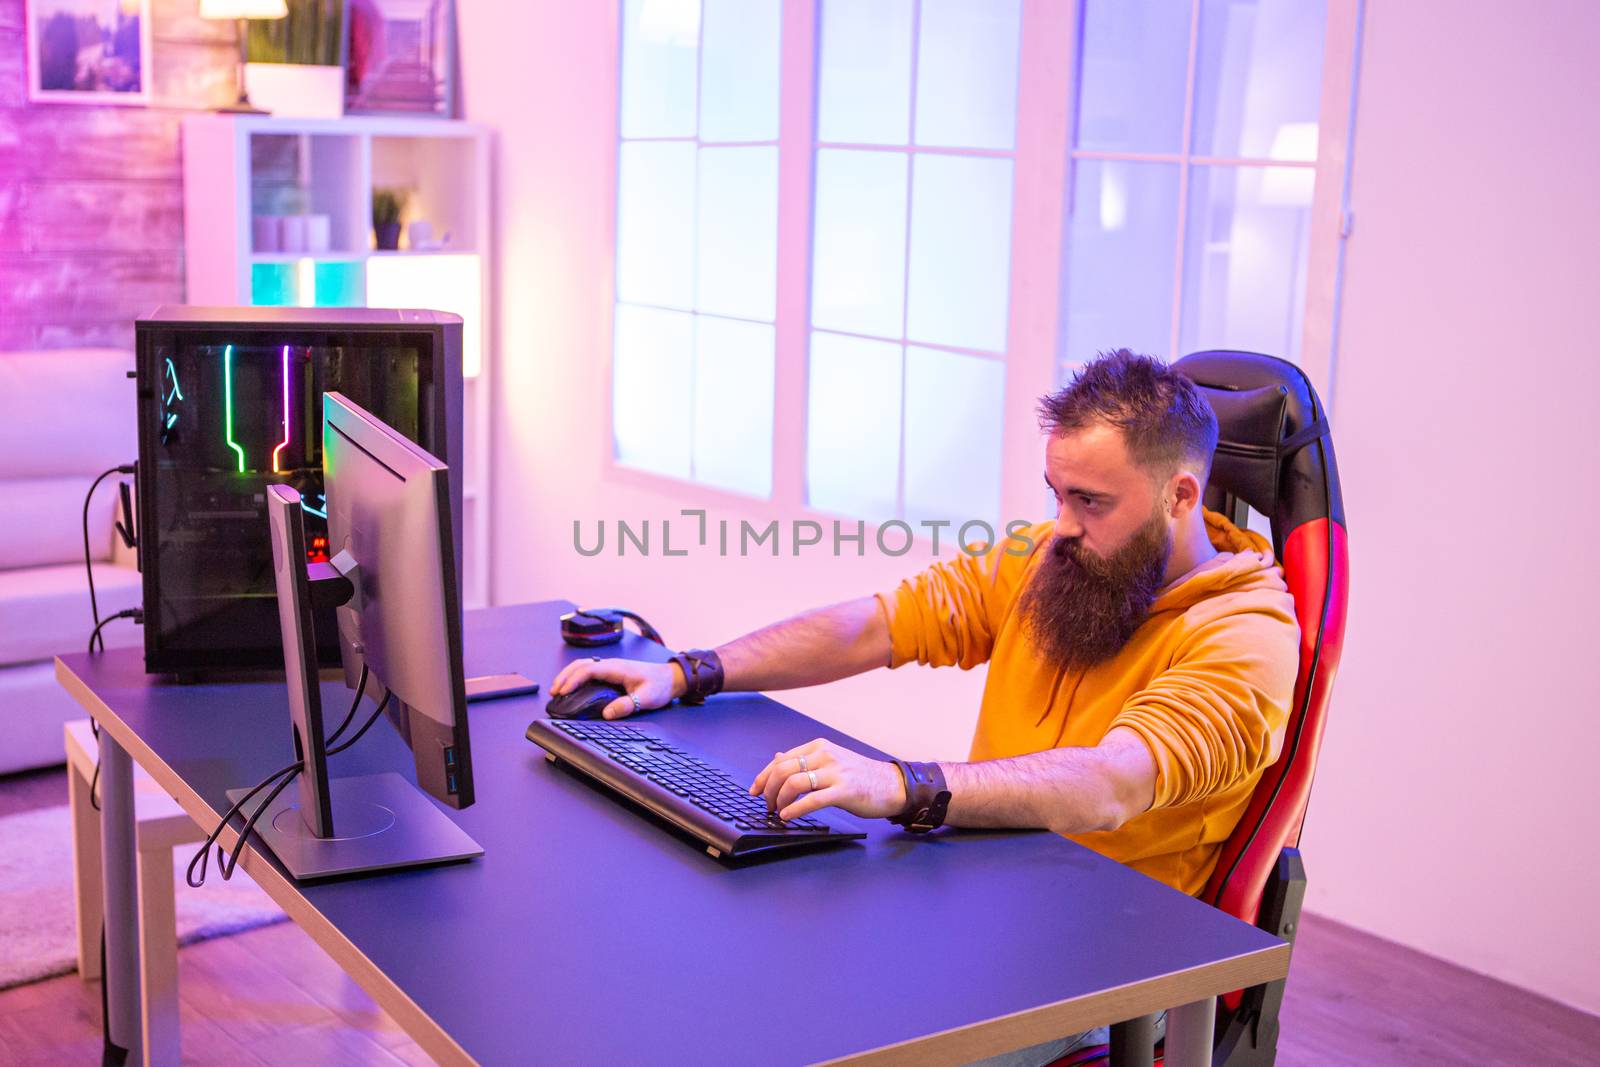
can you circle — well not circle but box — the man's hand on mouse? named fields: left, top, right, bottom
left=749, top=739, right=908, bottom=822
left=549, top=657, right=683, bottom=719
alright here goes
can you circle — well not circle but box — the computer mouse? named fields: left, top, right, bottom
left=546, top=680, right=629, bottom=720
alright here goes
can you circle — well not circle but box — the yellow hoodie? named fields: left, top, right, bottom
left=875, top=511, right=1300, bottom=895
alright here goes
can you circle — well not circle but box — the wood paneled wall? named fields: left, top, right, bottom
left=0, top=0, right=236, bottom=350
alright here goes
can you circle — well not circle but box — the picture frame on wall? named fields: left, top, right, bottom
left=343, top=0, right=457, bottom=118
left=25, top=0, right=153, bottom=105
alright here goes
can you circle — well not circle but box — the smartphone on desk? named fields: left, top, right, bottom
left=465, top=673, right=541, bottom=702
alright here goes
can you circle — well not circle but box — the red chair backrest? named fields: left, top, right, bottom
left=1172, top=351, right=1350, bottom=928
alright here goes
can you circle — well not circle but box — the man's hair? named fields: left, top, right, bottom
left=1038, top=349, right=1219, bottom=481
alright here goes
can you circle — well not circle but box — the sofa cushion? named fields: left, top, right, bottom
left=0, top=561, right=142, bottom=666
left=0, top=661, right=89, bottom=774
left=0, top=349, right=136, bottom=480
left=0, top=476, right=124, bottom=569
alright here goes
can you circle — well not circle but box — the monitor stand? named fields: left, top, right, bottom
left=246, top=484, right=483, bottom=882
left=226, top=773, right=482, bottom=881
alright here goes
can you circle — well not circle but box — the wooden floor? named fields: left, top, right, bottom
left=4, top=767, right=1598, bottom=1065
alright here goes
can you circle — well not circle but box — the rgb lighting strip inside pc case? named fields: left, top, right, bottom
left=134, top=306, right=463, bottom=675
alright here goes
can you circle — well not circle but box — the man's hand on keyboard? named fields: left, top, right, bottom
left=549, top=658, right=682, bottom=719
left=750, top=739, right=908, bottom=822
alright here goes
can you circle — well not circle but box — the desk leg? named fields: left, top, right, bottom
left=1164, top=997, right=1217, bottom=1067
left=99, top=732, right=143, bottom=1062
left=1108, top=1013, right=1155, bottom=1067
left=138, top=843, right=181, bottom=1065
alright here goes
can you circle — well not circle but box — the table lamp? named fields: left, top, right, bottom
left=201, top=0, right=290, bottom=113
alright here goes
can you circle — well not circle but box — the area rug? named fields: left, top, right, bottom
left=0, top=803, right=287, bottom=990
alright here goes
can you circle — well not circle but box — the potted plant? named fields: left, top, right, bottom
left=243, top=0, right=343, bottom=118
left=373, top=188, right=405, bottom=251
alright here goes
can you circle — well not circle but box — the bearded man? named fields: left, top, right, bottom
left=552, top=349, right=1300, bottom=898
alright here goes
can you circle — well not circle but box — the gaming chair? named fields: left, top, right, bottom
left=1053, top=349, right=1350, bottom=1067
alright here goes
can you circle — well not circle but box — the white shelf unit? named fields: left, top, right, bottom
left=181, top=114, right=494, bottom=609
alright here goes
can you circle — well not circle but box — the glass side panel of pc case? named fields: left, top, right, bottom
left=142, top=330, right=437, bottom=673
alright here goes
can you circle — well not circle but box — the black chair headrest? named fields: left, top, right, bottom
left=1174, top=350, right=1344, bottom=557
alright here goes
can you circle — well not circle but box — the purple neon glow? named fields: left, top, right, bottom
left=272, top=344, right=291, bottom=473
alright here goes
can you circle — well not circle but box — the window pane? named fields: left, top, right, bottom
left=903, top=347, right=1004, bottom=529
left=817, top=0, right=913, bottom=144
left=806, top=331, right=902, bottom=519
left=616, top=141, right=696, bottom=310
left=1178, top=164, right=1312, bottom=364
left=1058, top=160, right=1180, bottom=370
left=613, top=303, right=693, bottom=477
left=914, top=0, right=1022, bottom=150
left=696, top=146, right=778, bottom=321
left=620, top=0, right=701, bottom=139
left=1193, top=0, right=1326, bottom=160
left=700, top=0, right=781, bottom=142
left=906, top=154, right=1014, bottom=353
left=1076, top=0, right=1191, bottom=154
left=693, top=316, right=775, bottom=496
left=811, top=149, right=909, bottom=338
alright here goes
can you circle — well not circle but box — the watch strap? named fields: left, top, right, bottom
left=670, top=648, right=725, bottom=705
left=889, top=758, right=951, bottom=833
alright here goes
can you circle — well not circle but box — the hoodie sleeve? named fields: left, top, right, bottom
left=874, top=527, right=1044, bottom=670
left=1109, top=607, right=1299, bottom=810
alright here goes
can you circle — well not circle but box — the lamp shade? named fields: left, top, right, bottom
left=200, top=0, right=288, bottom=18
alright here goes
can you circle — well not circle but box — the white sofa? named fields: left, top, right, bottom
left=0, top=349, right=142, bottom=775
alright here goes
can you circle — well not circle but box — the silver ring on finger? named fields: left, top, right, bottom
left=807, top=770, right=819, bottom=792
left=590, top=655, right=601, bottom=662
left=798, top=755, right=808, bottom=772
left=630, top=693, right=640, bottom=715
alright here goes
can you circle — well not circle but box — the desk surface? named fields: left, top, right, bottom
left=59, top=600, right=1288, bottom=1066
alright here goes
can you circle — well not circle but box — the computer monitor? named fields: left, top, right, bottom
left=233, top=392, right=482, bottom=880
left=323, top=390, right=475, bottom=810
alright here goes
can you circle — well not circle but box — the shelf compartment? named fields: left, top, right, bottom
left=252, top=258, right=366, bottom=308
left=365, top=253, right=483, bottom=377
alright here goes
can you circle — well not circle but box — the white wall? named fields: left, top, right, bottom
left=459, top=0, right=1600, bottom=1015
left=1299, top=0, right=1600, bottom=1014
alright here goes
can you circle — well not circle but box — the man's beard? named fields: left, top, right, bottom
left=1016, top=508, right=1173, bottom=673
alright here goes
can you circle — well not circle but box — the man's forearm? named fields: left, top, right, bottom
left=937, top=728, right=1157, bottom=835
left=708, top=596, right=892, bottom=693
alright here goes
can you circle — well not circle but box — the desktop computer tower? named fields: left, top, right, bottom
left=134, top=306, right=463, bottom=675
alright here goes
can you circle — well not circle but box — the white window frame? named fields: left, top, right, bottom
left=604, top=0, right=1363, bottom=531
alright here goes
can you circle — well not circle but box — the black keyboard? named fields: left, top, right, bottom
left=526, top=718, right=867, bottom=859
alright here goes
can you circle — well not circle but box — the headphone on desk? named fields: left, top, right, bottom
left=559, top=608, right=665, bottom=648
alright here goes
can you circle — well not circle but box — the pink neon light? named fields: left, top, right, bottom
left=271, top=345, right=291, bottom=473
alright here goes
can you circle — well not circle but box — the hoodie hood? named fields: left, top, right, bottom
left=1148, top=509, right=1289, bottom=618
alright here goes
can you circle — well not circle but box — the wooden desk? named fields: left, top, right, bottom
left=57, top=600, right=1288, bottom=1066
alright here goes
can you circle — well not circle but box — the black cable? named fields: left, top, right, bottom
left=88, top=609, right=140, bottom=656
left=89, top=719, right=101, bottom=812
left=85, top=609, right=143, bottom=813
left=322, top=664, right=372, bottom=745
left=83, top=465, right=135, bottom=654
left=326, top=689, right=391, bottom=757
left=212, top=690, right=393, bottom=884
left=185, top=672, right=380, bottom=887
left=99, top=925, right=126, bottom=1066
left=214, top=764, right=303, bottom=882
left=185, top=758, right=304, bottom=895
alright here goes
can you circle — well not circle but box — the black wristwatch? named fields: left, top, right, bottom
left=889, top=758, right=951, bottom=833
